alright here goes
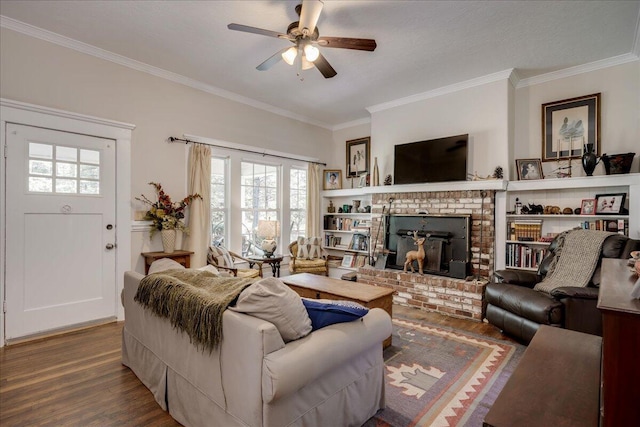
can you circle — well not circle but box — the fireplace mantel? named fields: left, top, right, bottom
left=321, top=179, right=507, bottom=198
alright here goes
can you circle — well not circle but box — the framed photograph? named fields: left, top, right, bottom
left=580, top=199, right=596, bottom=215
left=595, top=193, right=626, bottom=215
left=341, top=253, right=355, bottom=268
left=346, top=137, right=370, bottom=178
left=541, top=93, right=601, bottom=162
left=358, top=173, right=369, bottom=188
left=323, top=169, right=342, bottom=190
left=515, top=158, right=544, bottom=180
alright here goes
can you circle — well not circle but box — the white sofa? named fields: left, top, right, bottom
left=121, top=271, right=392, bottom=427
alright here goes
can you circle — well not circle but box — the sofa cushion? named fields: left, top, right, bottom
left=148, top=258, right=186, bottom=274
left=301, top=298, right=369, bottom=330
left=231, top=277, right=312, bottom=342
left=296, top=237, right=309, bottom=259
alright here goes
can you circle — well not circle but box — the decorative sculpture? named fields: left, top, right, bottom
left=403, top=231, right=426, bottom=275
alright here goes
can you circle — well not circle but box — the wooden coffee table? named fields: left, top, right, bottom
left=282, top=273, right=395, bottom=348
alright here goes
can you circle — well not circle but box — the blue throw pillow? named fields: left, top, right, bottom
left=301, top=298, right=369, bottom=330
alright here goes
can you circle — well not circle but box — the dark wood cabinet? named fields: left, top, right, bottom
left=597, top=259, right=640, bottom=427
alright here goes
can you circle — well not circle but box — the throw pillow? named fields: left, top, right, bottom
left=301, top=298, right=369, bottom=331
left=307, top=236, right=322, bottom=259
left=230, top=277, right=312, bottom=342
left=296, top=237, right=309, bottom=259
left=208, top=245, right=234, bottom=268
left=197, top=264, right=220, bottom=276
left=147, top=258, right=186, bottom=275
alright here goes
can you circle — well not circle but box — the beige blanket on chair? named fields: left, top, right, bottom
left=135, top=269, right=257, bottom=351
left=534, top=229, right=615, bottom=294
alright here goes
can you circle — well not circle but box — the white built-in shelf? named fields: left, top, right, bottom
left=506, top=240, right=551, bottom=246
left=506, top=174, right=639, bottom=191
left=506, top=214, right=629, bottom=219
left=322, top=246, right=369, bottom=254
left=323, top=229, right=370, bottom=234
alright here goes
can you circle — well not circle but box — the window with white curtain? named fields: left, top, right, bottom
left=210, top=156, right=228, bottom=246
left=241, top=161, right=279, bottom=256
left=289, top=167, right=307, bottom=242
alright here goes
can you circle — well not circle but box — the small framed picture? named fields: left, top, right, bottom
left=346, top=137, right=370, bottom=178
left=323, top=169, right=342, bottom=190
left=358, top=173, right=369, bottom=188
left=515, top=158, right=544, bottom=180
left=341, top=253, right=355, bottom=268
left=595, top=193, right=626, bottom=215
left=580, top=199, right=596, bottom=215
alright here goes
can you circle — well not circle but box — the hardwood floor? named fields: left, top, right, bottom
left=0, top=305, right=511, bottom=426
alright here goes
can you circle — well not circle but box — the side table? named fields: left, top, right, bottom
left=248, top=255, right=283, bottom=277
left=141, top=250, right=194, bottom=274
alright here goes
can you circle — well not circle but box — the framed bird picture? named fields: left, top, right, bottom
left=346, top=137, right=370, bottom=178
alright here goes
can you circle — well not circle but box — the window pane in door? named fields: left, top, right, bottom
left=29, top=142, right=53, bottom=159
left=29, top=177, right=52, bottom=192
left=80, top=149, right=100, bottom=164
left=80, top=164, right=100, bottom=179
left=56, top=146, right=77, bottom=162
left=29, top=160, right=52, bottom=176
left=56, top=162, right=77, bottom=178
left=56, top=179, right=77, bottom=193
left=80, top=180, right=100, bottom=194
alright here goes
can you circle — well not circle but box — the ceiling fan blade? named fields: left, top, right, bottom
left=317, top=37, right=377, bottom=51
left=299, top=0, right=324, bottom=35
left=313, top=52, right=337, bottom=79
left=256, top=47, right=290, bottom=71
left=228, top=23, right=290, bottom=39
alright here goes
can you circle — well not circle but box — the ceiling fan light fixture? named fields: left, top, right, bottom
left=303, top=44, right=320, bottom=62
left=282, top=46, right=297, bottom=65
left=301, top=56, right=315, bottom=70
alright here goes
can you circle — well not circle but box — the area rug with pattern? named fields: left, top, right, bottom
left=364, top=316, right=525, bottom=427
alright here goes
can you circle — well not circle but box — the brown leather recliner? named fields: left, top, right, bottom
left=485, top=232, right=639, bottom=344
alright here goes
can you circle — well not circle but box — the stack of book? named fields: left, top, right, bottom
left=508, top=219, right=543, bottom=241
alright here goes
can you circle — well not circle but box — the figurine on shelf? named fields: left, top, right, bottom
left=328, top=200, right=336, bottom=213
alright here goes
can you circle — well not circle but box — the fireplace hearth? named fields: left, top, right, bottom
left=384, top=214, right=471, bottom=279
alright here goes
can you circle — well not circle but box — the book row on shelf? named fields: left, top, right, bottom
left=508, top=220, right=543, bottom=241
left=506, top=243, right=547, bottom=270
left=324, top=232, right=369, bottom=251
left=580, top=218, right=628, bottom=235
left=324, top=216, right=370, bottom=232
left=340, top=253, right=369, bottom=269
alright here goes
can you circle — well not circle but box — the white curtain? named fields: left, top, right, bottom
left=306, top=163, right=321, bottom=238
left=187, top=143, right=211, bottom=267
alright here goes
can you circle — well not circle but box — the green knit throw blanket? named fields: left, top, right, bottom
left=135, top=269, right=257, bottom=351
left=534, top=229, right=615, bottom=294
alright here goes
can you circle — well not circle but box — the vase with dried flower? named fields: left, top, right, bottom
left=136, top=182, right=201, bottom=253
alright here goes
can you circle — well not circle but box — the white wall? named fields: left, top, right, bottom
left=370, top=79, right=511, bottom=181
left=0, top=28, right=333, bottom=272
left=330, top=122, right=371, bottom=188
left=514, top=61, right=640, bottom=179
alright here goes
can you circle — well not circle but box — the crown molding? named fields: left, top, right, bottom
left=0, top=16, right=333, bottom=130
left=366, top=69, right=516, bottom=114
left=516, top=53, right=639, bottom=88
left=332, top=117, right=371, bottom=131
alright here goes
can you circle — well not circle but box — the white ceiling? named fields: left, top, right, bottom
left=1, top=1, right=639, bottom=129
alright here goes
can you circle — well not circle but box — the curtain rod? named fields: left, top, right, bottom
left=168, top=137, right=326, bottom=166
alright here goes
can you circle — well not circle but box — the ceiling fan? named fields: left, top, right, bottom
left=228, top=0, right=377, bottom=79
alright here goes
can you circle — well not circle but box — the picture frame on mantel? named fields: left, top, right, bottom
left=541, top=93, right=601, bottom=162
left=346, top=137, right=370, bottom=178
left=323, top=169, right=342, bottom=190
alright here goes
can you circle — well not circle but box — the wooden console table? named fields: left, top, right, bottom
left=483, top=325, right=601, bottom=427
left=597, top=258, right=640, bottom=426
left=282, top=273, right=395, bottom=348
left=141, top=250, right=194, bottom=274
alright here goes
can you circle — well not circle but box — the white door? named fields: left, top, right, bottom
left=4, top=123, right=117, bottom=340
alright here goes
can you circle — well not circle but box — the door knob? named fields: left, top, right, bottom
left=106, top=243, right=115, bottom=250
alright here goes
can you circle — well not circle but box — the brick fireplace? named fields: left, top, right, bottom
left=358, top=189, right=496, bottom=321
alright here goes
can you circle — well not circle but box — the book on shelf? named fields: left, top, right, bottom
left=506, top=242, right=547, bottom=270
left=580, top=219, right=628, bottom=235
left=508, top=219, right=543, bottom=241
left=348, top=233, right=369, bottom=251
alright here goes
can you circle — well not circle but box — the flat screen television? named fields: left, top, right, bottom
left=394, top=134, right=468, bottom=184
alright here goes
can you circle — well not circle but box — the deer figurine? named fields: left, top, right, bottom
left=403, top=231, right=426, bottom=274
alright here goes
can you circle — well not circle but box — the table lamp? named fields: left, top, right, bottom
left=257, top=219, right=280, bottom=257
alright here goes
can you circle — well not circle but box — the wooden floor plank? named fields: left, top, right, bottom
left=0, top=305, right=512, bottom=426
